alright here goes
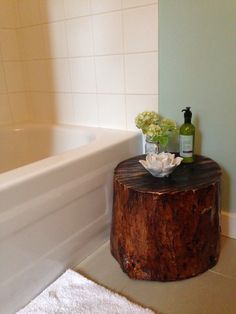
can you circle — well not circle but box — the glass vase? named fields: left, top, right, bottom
left=145, top=137, right=160, bottom=154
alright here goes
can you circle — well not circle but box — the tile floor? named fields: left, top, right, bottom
left=75, top=236, right=236, bottom=314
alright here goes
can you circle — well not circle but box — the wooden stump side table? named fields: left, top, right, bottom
left=110, top=155, right=221, bottom=281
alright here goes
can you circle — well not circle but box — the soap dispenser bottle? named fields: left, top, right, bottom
left=179, top=107, right=195, bottom=163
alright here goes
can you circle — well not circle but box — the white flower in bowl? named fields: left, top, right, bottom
left=139, top=152, right=183, bottom=177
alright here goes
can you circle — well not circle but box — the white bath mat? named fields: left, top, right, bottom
left=17, top=269, right=154, bottom=314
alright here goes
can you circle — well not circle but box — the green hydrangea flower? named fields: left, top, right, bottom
left=135, top=111, right=178, bottom=147
left=135, top=111, right=160, bottom=134
left=146, top=124, right=162, bottom=138
left=160, top=118, right=176, bottom=131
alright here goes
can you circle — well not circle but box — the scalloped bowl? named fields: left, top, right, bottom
left=139, top=152, right=183, bottom=178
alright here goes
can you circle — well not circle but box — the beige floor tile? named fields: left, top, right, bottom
left=210, top=236, right=236, bottom=279
left=75, top=237, right=236, bottom=314
left=121, top=271, right=236, bottom=314
left=75, top=242, right=130, bottom=293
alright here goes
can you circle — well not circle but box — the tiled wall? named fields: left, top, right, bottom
left=0, top=0, right=30, bottom=125
left=0, top=0, right=158, bottom=130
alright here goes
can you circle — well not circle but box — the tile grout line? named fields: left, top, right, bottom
left=209, top=269, right=236, bottom=281
left=89, top=0, right=99, bottom=127
left=15, top=2, right=158, bottom=30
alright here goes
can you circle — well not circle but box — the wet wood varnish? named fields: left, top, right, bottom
left=110, top=155, right=221, bottom=281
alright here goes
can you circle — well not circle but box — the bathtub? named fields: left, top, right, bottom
left=0, top=123, right=142, bottom=314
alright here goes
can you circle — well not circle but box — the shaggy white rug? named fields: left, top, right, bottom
left=17, top=269, right=154, bottom=314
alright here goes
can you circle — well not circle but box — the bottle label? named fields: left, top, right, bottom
left=180, top=135, right=193, bottom=157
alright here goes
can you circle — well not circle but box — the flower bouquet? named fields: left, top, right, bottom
left=135, top=111, right=178, bottom=153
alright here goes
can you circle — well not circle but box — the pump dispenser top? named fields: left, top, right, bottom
left=182, top=107, right=192, bottom=123
left=179, top=106, right=195, bottom=163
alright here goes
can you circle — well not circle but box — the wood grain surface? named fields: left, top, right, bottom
left=111, top=155, right=221, bottom=281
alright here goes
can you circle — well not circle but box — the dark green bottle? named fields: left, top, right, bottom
left=179, top=107, right=195, bottom=163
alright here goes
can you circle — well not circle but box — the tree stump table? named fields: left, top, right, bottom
left=110, top=155, right=221, bottom=281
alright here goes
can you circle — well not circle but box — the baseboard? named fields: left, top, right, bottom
left=221, top=211, right=236, bottom=239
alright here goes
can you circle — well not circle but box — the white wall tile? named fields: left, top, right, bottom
left=0, top=61, right=7, bottom=93
left=95, top=55, right=124, bottom=93
left=0, top=94, right=12, bottom=125
left=49, top=93, right=75, bottom=124
left=0, top=30, right=20, bottom=60
left=20, top=25, right=46, bottom=60
left=91, top=0, right=122, bottom=14
left=0, top=0, right=158, bottom=129
left=126, top=94, right=158, bottom=130
left=66, top=17, right=93, bottom=57
left=25, top=60, right=50, bottom=91
left=40, top=0, right=65, bottom=22
left=47, top=59, right=71, bottom=92
left=30, top=92, right=53, bottom=122
left=70, top=57, right=96, bottom=93
left=92, top=11, right=123, bottom=55
left=18, top=0, right=42, bottom=27
left=64, top=0, right=90, bottom=18
left=3, top=61, right=25, bottom=92
left=9, top=93, right=30, bottom=122
left=125, top=52, right=158, bottom=94
left=16, top=29, right=25, bottom=60
left=98, top=94, right=126, bottom=128
left=44, top=21, right=68, bottom=58
left=122, top=0, right=157, bottom=9
left=123, top=4, right=158, bottom=53
left=0, top=0, right=18, bottom=28
left=73, top=93, right=98, bottom=126
left=21, top=61, right=30, bottom=90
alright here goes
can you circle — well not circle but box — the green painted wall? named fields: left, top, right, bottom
left=159, top=0, right=236, bottom=213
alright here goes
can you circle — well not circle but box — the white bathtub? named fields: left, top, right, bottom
left=0, top=123, right=142, bottom=314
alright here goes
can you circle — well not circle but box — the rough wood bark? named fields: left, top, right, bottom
left=110, top=155, right=221, bottom=281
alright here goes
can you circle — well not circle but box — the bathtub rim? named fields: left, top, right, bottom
left=0, top=123, right=141, bottom=190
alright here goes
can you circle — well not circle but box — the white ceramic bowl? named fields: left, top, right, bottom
left=139, top=152, right=183, bottom=177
